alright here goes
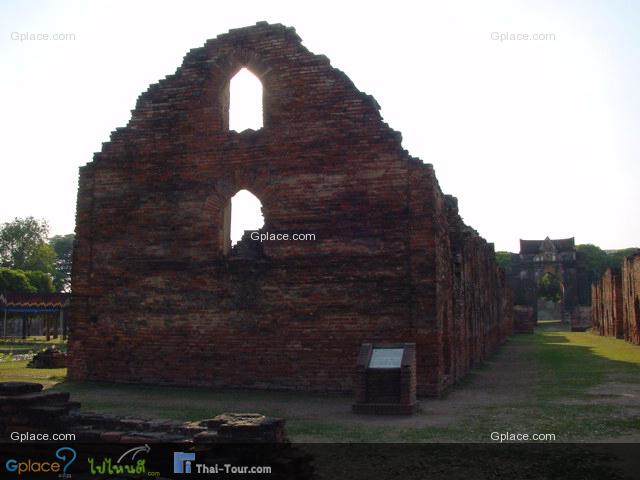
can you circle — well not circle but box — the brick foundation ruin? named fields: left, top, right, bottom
left=69, top=22, right=513, bottom=397
left=0, top=382, right=285, bottom=444
left=27, top=347, right=68, bottom=369
left=592, top=254, right=640, bottom=345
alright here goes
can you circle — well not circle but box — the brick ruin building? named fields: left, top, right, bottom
left=509, top=237, right=591, bottom=328
left=592, top=254, right=640, bottom=344
left=591, top=268, right=623, bottom=338
left=68, top=23, right=513, bottom=397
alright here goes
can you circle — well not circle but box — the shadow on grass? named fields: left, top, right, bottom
left=531, top=331, right=640, bottom=400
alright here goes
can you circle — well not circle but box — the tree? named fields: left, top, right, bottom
left=495, top=251, right=512, bottom=272
left=577, top=244, right=640, bottom=287
left=538, top=272, right=562, bottom=302
left=24, top=271, right=55, bottom=293
left=49, top=234, right=74, bottom=291
left=23, top=243, right=56, bottom=274
left=0, top=268, right=36, bottom=293
left=606, top=248, right=640, bottom=269
left=576, top=244, right=609, bottom=285
left=0, top=217, right=52, bottom=272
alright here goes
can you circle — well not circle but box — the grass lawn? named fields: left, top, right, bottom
left=1, top=322, right=639, bottom=442
left=0, top=336, right=66, bottom=353
left=0, top=337, right=67, bottom=387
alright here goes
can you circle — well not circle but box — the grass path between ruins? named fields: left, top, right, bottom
left=2, top=321, right=640, bottom=442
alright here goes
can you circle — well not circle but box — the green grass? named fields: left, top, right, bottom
left=533, top=330, right=640, bottom=400
left=0, top=337, right=68, bottom=387
left=0, top=360, right=66, bottom=387
left=0, top=336, right=66, bottom=354
left=383, top=325, right=640, bottom=442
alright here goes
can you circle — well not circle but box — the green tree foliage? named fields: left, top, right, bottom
left=49, top=234, right=74, bottom=291
left=577, top=244, right=640, bottom=286
left=576, top=244, right=610, bottom=285
left=0, top=218, right=71, bottom=293
left=0, top=268, right=37, bottom=293
left=495, top=251, right=512, bottom=272
left=0, top=217, right=51, bottom=271
left=538, top=272, right=562, bottom=302
left=24, top=271, right=55, bottom=293
left=606, top=248, right=640, bottom=269
left=23, top=243, right=56, bottom=273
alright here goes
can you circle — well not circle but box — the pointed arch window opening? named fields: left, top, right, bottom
left=221, top=190, right=265, bottom=257
left=229, top=68, right=264, bottom=132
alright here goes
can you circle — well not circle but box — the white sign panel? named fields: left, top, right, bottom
left=368, top=348, right=404, bottom=369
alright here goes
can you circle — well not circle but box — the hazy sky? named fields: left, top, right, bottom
left=1, top=0, right=638, bottom=252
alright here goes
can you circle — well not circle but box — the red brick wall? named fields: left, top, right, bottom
left=68, top=23, right=512, bottom=396
left=622, top=255, right=640, bottom=345
left=592, top=268, right=623, bottom=338
left=513, top=306, right=535, bottom=334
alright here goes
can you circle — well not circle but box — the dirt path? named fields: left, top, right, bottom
left=178, top=338, right=540, bottom=429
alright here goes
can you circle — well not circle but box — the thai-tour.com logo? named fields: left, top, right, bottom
left=5, top=446, right=76, bottom=476
left=174, top=452, right=196, bottom=474
left=173, top=451, right=273, bottom=475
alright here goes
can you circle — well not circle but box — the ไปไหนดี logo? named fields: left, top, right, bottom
left=88, top=444, right=149, bottom=475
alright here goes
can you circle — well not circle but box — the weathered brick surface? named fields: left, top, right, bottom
left=513, top=306, right=535, bottom=334
left=69, top=23, right=512, bottom=397
left=592, top=268, right=623, bottom=338
left=570, top=306, right=591, bottom=332
left=622, top=254, right=640, bottom=344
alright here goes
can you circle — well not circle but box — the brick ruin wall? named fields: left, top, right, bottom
left=591, top=268, right=623, bottom=338
left=592, top=255, right=640, bottom=345
left=622, top=255, right=640, bottom=344
left=68, top=23, right=512, bottom=397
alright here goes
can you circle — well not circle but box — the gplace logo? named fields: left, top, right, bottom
left=5, top=446, right=76, bottom=475
left=174, top=451, right=195, bottom=474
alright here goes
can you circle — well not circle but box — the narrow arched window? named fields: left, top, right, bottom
left=229, top=68, right=263, bottom=132
left=221, top=190, right=264, bottom=257
left=230, top=190, right=264, bottom=245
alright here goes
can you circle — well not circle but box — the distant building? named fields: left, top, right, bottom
left=509, top=237, right=590, bottom=320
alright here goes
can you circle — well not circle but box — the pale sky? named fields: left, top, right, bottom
left=1, top=0, right=638, bottom=252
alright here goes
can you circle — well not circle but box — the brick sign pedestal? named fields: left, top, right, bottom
left=352, top=343, right=418, bottom=415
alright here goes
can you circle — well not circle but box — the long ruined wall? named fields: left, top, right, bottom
left=591, top=268, right=623, bottom=338
left=444, top=196, right=513, bottom=383
left=592, top=256, right=640, bottom=344
left=68, top=22, right=512, bottom=397
left=622, top=255, right=640, bottom=344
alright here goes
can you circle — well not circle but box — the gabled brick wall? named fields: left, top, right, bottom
left=69, top=23, right=512, bottom=396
